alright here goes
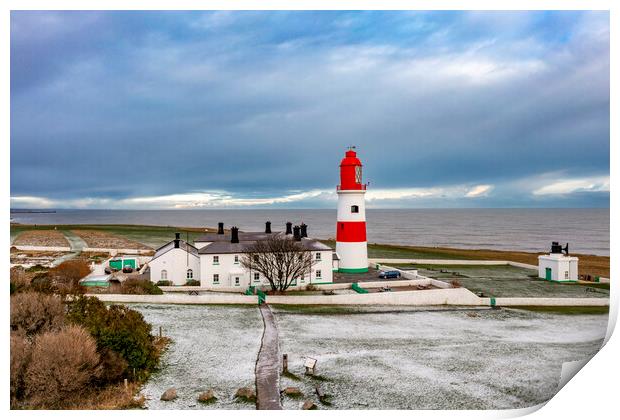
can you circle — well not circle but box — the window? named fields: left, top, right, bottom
left=213, top=274, right=219, bottom=284
left=351, top=205, right=359, bottom=213
left=300, top=274, right=305, bottom=283
left=253, top=255, right=259, bottom=262
left=161, top=270, right=168, bottom=280
left=565, top=271, right=569, bottom=279
left=315, top=252, right=321, bottom=261
left=235, top=277, right=240, bottom=286
left=234, top=255, right=239, bottom=264
left=213, top=256, right=219, bottom=265
left=254, top=273, right=260, bottom=282
left=355, top=165, right=362, bottom=183
left=316, top=270, right=322, bottom=279
left=186, top=269, right=193, bottom=279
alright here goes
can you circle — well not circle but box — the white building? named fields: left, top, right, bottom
left=150, top=223, right=335, bottom=288
left=538, top=242, right=578, bottom=282
left=149, top=233, right=200, bottom=285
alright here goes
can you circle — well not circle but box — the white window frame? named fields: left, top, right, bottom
left=254, top=272, right=260, bottom=282
left=213, top=255, right=219, bottom=265
left=161, top=269, right=168, bottom=280
left=234, top=276, right=240, bottom=286
left=234, top=255, right=239, bottom=264
left=316, top=269, right=322, bottom=279
left=213, top=273, right=219, bottom=284
left=315, top=252, right=321, bottom=261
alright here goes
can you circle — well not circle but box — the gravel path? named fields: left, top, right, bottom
left=255, top=304, right=283, bottom=410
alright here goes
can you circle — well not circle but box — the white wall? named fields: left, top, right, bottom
left=199, top=250, right=333, bottom=288
left=336, top=190, right=366, bottom=222
left=149, top=248, right=200, bottom=286
left=538, top=255, right=579, bottom=281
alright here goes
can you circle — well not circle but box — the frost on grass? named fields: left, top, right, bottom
left=132, top=304, right=263, bottom=410
left=273, top=306, right=608, bottom=410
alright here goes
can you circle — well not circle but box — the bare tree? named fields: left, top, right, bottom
left=240, top=235, right=318, bottom=292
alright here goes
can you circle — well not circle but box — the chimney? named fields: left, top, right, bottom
left=293, top=225, right=301, bottom=241
left=300, top=223, right=308, bottom=238
left=217, top=222, right=224, bottom=235
left=174, top=232, right=180, bottom=248
left=175, top=232, right=181, bottom=240
left=231, top=226, right=239, bottom=243
left=265, top=221, right=272, bottom=234
left=550, top=241, right=562, bottom=254
left=285, top=222, right=293, bottom=235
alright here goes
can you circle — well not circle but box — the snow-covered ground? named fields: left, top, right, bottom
left=273, top=306, right=608, bottom=409
left=132, top=304, right=263, bottom=409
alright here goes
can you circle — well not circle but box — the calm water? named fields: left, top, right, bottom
left=10, top=209, right=609, bottom=256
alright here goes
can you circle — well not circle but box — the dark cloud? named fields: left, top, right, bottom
left=10, top=11, right=609, bottom=208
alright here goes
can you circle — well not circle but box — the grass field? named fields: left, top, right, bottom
left=273, top=305, right=608, bottom=409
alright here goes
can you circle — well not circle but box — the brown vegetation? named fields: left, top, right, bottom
left=13, top=229, right=70, bottom=247
left=72, top=229, right=151, bottom=249
left=24, top=325, right=100, bottom=409
left=10, top=333, right=31, bottom=406
left=47, top=259, right=90, bottom=295
left=10, top=292, right=65, bottom=337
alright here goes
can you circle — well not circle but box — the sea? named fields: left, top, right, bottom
left=10, top=208, right=609, bottom=256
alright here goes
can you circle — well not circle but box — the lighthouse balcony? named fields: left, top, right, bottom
left=337, top=184, right=367, bottom=191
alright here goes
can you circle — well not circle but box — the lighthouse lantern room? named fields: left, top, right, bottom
left=336, top=147, right=369, bottom=273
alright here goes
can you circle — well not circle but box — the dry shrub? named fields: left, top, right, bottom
left=121, top=278, right=163, bottom=295
left=10, top=267, right=32, bottom=293
left=96, top=349, right=128, bottom=385
left=10, top=332, right=31, bottom=407
left=48, top=259, right=90, bottom=295
left=450, top=279, right=462, bottom=288
left=24, top=325, right=100, bottom=408
left=10, top=292, right=65, bottom=337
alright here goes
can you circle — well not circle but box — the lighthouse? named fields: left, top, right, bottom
left=336, top=147, right=368, bottom=273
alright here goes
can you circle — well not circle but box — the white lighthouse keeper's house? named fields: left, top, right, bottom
left=538, top=242, right=579, bottom=282
left=336, top=147, right=369, bottom=273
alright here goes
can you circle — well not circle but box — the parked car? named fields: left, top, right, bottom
left=122, top=265, right=134, bottom=273
left=378, top=270, right=401, bottom=279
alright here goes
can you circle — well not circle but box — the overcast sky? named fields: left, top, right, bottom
left=10, top=11, right=609, bottom=209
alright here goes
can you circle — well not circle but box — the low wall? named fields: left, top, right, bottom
left=488, top=297, right=609, bottom=307
left=370, top=258, right=538, bottom=270
left=88, top=293, right=257, bottom=305
left=12, top=245, right=71, bottom=252
left=357, top=279, right=430, bottom=289
left=266, top=287, right=485, bottom=306
left=84, top=247, right=153, bottom=255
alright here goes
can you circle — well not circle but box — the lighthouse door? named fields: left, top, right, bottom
left=545, top=267, right=552, bottom=281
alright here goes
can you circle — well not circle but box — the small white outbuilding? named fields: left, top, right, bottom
left=538, top=242, right=578, bottom=282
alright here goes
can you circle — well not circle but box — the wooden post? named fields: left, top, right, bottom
left=159, top=326, right=162, bottom=337
left=124, top=378, right=128, bottom=389
left=282, top=354, right=288, bottom=373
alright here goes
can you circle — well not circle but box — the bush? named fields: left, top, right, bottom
left=305, top=284, right=318, bottom=291
left=185, top=279, right=200, bottom=286
left=122, top=279, right=163, bottom=295
left=10, top=292, right=65, bottom=337
left=10, top=333, right=31, bottom=407
left=10, top=267, right=32, bottom=294
left=24, top=325, right=100, bottom=408
left=48, top=259, right=90, bottom=295
left=450, top=279, right=462, bottom=288
left=96, top=348, right=128, bottom=385
left=156, top=280, right=172, bottom=287
left=67, top=296, right=158, bottom=376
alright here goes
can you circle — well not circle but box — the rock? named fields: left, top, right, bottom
left=235, top=387, right=256, bottom=402
left=198, top=389, right=216, bottom=403
left=302, top=400, right=317, bottom=410
left=160, top=387, right=177, bottom=401
left=282, top=386, right=303, bottom=397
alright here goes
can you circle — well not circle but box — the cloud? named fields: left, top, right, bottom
left=532, top=176, right=610, bottom=196
left=465, top=184, right=493, bottom=197
left=10, top=11, right=609, bottom=208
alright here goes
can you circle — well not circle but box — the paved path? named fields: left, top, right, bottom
left=255, top=304, right=282, bottom=410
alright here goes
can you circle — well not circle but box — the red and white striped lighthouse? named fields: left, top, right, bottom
left=336, top=147, right=368, bottom=273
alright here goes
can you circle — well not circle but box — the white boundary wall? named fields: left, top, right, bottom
left=370, top=258, right=538, bottom=270
left=12, top=245, right=71, bottom=252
